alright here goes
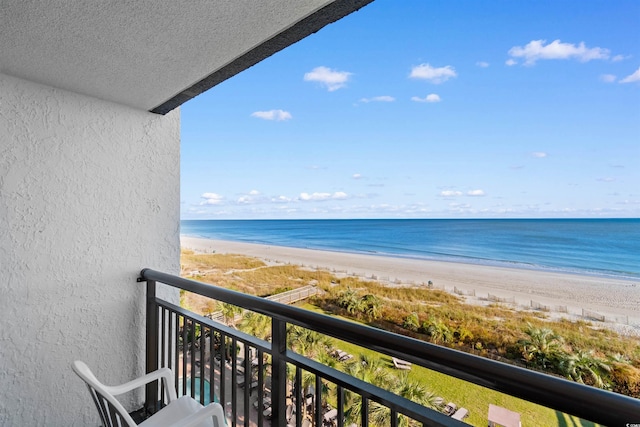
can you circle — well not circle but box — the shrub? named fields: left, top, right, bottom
left=403, top=312, right=420, bottom=332
left=610, top=362, right=640, bottom=398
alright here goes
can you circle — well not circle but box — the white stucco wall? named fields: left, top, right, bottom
left=0, top=73, right=180, bottom=425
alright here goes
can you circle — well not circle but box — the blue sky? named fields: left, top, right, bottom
left=181, top=0, right=640, bottom=220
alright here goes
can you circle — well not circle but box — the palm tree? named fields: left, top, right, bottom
left=558, top=350, right=612, bottom=389
left=297, top=368, right=334, bottom=420
left=238, top=311, right=271, bottom=340
left=361, top=294, right=383, bottom=320
left=367, top=403, right=391, bottom=427
left=221, top=302, right=242, bottom=327
left=358, top=372, right=442, bottom=427
left=392, top=372, right=443, bottom=426
left=341, top=357, right=442, bottom=427
left=287, top=325, right=331, bottom=358
left=422, top=318, right=452, bottom=345
left=393, top=371, right=441, bottom=409
left=337, top=288, right=362, bottom=315
left=403, top=312, right=420, bottom=332
left=519, top=325, right=565, bottom=369
left=343, top=355, right=392, bottom=425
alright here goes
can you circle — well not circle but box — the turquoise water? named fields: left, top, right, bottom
left=181, top=218, right=640, bottom=280
left=178, top=378, right=217, bottom=405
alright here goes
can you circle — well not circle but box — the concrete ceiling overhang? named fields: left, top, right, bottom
left=1, top=0, right=373, bottom=114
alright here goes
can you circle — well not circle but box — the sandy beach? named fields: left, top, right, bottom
left=181, top=236, right=640, bottom=334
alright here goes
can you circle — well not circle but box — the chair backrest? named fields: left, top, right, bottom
left=72, top=360, right=138, bottom=427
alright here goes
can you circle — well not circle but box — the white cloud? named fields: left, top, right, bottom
left=333, top=192, right=348, bottom=199
left=360, top=96, right=395, bottom=103
left=597, top=177, right=616, bottom=182
left=411, top=94, right=441, bottom=103
left=505, top=59, right=518, bottom=66
left=508, top=39, right=610, bottom=65
left=467, top=189, right=486, bottom=197
left=251, top=109, right=292, bottom=121
left=449, top=202, right=472, bottom=209
left=600, top=74, right=617, bottom=83
left=440, top=190, right=463, bottom=197
left=531, top=151, right=548, bottom=158
left=409, top=64, right=457, bottom=84
left=304, top=66, right=352, bottom=91
left=620, top=66, right=640, bottom=83
left=235, top=190, right=266, bottom=205
left=272, top=195, right=291, bottom=203
left=200, top=193, right=223, bottom=205
left=476, top=61, right=490, bottom=68
left=299, top=192, right=348, bottom=201
left=612, top=54, right=630, bottom=62
left=352, top=173, right=362, bottom=179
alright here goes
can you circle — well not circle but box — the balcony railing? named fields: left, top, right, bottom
left=139, top=268, right=640, bottom=426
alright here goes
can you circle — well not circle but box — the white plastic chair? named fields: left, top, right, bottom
left=72, top=360, right=225, bottom=427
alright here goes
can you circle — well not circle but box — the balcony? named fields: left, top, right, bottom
left=139, top=268, right=639, bottom=427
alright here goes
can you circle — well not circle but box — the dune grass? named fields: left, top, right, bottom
left=179, top=248, right=637, bottom=425
left=181, top=249, right=267, bottom=271
left=303, top=303, right=597, bottom=427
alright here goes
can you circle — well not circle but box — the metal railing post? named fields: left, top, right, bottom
left=145, top=279, right=159, bottom=414
left=271, top=317, right=288, bottom=427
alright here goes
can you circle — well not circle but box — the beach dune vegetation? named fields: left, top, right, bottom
left=519, top=324, right=565, bottom=369
left=180, top=249, right=640, bottom=400
left=324, top=282, right=638, bottom=397
left=423, top=317, right=453, bottom=344
left=335, top=289, right=384, bottom=320
left=609, top=361, right=640, bottom=396
left=558, top=350, right=612, bottom=389
left=361, top=294, right=383, bottom=320
left=403, top=312, right=420, bottom=332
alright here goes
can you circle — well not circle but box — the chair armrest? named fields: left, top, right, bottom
left=170, top=402, right=225, bottom=427
left=105, top=367, right=178, bottom=402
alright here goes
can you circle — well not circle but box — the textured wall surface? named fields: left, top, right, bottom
left=0, top=73, right=180, bottom=425
left=1, top=0, right=340, bottom=110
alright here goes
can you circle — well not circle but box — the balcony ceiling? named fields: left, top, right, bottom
left=1, top=0, right=372, bottom=114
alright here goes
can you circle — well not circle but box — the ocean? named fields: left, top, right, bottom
left=181, top=219, right=640, bottom=280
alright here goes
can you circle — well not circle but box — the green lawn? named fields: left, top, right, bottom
left=300, top=303, right=599, bottom=427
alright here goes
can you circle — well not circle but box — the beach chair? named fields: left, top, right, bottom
left=323, top=408, right=338, bottom=425
left=236, top=367, right=246, bottom=386
left=339, top=353, right=353, bottom=362
left=263, top=406, right=273, bottom=419
left=286, top=404, right=295, bottom=422
left=392, top=357, right=412, bottom=370
left=72, top=360, right=224, bottom=427
left=253, top=396, right=271, bottom=410
left=451, top=407, right=469, bottom=420
left=443, top=402, right=457, bottom=416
